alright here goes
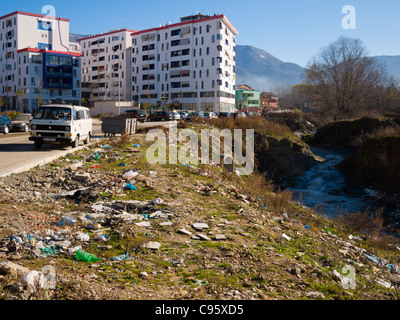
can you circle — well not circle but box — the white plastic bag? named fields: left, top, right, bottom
left=76, top=232, right=90, bottom=242
left=20, top=271, right=46, bottom=293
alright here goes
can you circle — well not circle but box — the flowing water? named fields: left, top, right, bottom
left=287, top=147, right=379, bottom=218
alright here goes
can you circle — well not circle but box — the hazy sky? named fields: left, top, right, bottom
left=2, top=0, right=399, bottom=67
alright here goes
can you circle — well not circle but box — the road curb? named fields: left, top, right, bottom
left=0, top=138, right=102, bottom=178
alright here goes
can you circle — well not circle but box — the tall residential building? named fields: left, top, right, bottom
left=0, top=11, right=82, bottom=112
left=130, top=14, right=238, bottom=113
left=77, top=29, right=136, bottom=103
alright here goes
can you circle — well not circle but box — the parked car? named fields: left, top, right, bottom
left=29, top=105, right=92, bottom=149
left=185, top=112, right=205, bottom=122
left=178, top=111, right=189, bottom=120
left=11, top=114, right=32, bottom=132
left=147, top=111, right=180, bottom=122
left=203, top=112, right=218, bottom=119
left=0, top=114, right=12, bottom=135
left=121, top=109, right=148, bottom=123
left=218, top=112, right=233, bottom=118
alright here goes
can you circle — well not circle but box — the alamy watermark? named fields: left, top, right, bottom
left=342, top=5, right=356, bottom=30
left=335, top=265, right=357, bottom=290
left=40, top=5, right=57, bottom=30
left=145, top=122, right=255, bottom=176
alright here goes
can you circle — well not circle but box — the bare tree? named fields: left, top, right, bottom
left=305, top=36, right=399, bottom=116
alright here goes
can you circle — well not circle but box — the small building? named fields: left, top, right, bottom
left=235, top=85, right=261, bottom=110
left=260, top=91, right=279, bottom=110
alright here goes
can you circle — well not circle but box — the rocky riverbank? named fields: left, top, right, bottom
left=0, top=125, right=400, bottom=300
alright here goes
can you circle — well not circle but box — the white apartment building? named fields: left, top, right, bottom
left=0, top=11, right=82, bottom=112
left=78, top=29, right=136, bottom=102
left=130, top=14, right=238, bottom=113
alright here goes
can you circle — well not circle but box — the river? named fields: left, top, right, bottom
left=287, top=147, right=379, bottom=218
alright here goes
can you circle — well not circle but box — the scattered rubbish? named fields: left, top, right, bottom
left=363, top=253, right=380, bottom=266
left=59, top=215, right=77, bottom=226
left=75, top=250, right=100, bottom=262
left=194, top=279, right=209, bottom=287
left=67, top=246, right=82, bottom=254
left=333, top=269, right=355, bottom=289
left=376, top=279, right=392, bottom=289
left=133, top=144, right=141, bottom=148
left=91, top=165, right=102, bottom=169
left=76, top=233, right=90, bottom=242
left=101, top=144, right=112, bottom=149
left=125, top=183, right=137, bottom=191
left=112, top=251, right=132, bottom=261
left=149, top=198, right=163, bottom=205
left=349, top=234, right=362, bottom=241
left=20, top=271, right=46, bottom=293
left=39, top=245, right=60, bottom=258
left=141, top=241, right=161, bottom=250
left=123, top=170, right=139, bottom=180
left=119, top=163, right=127, bottom=167
left=282, top=233, right=291, bottom=241
left=149, top=211, right=170, bottom=219
left=149, top=171, right=158, bottom=177
left=159, top=221, right=173, bottom=227
left=304, top=225, right=310, bottom=230
left=0, top=261, right=30, bottom=276
left=93, top=234, right=108, bottom=242
left=136, top=221, right=151, bottom=228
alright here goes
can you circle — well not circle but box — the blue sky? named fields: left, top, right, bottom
left=2, top=0, right=399, bottom=67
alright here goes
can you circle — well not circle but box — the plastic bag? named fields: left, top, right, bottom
left=76, top=233, right=90, bottom=242
left=59, top=215, right=77, bottom=226
left=112, top=251, right=131, bottom=261
left=125, top=183, right=137, bottom=191
left=20, top=271, right=46, bottom=293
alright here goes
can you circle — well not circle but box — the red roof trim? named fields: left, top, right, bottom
left=131, top=15, right=238, bottom=36
left=17, top=48, right=82, bottom=57
left=0, top=11, right=69, bottom=22
left=77, top=29, right=138, bottom=42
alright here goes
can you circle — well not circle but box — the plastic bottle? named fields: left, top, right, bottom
left=59, top=215, right=77, bottom=226
left=68, top=246, right=82, bottom=254
left=75, top=250, right=100, bottom=262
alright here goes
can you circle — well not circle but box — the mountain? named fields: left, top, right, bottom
left=69, top=33, right=89, bottom=43
left=372, top=55, right=400, bottom=80
left=235, top=45, right=306, bottom=91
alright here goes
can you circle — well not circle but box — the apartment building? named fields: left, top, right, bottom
left=77, top=29, right=136, bottom=102
left=130, top=14, right=238, bottom=113
left=0, top=11, right=82, bottom=112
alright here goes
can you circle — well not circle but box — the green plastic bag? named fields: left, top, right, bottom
left=39, top=245, right=60, bottom=257
left=75, top=250, right=100, bottom=262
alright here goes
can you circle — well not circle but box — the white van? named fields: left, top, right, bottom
left=29, top=104, right=92, bottom=149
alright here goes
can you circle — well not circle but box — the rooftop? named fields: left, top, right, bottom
left=77, top=29, right=138, bottom=42
left=131, top=14, right=238, bottom=36
left=0, top=11, right=69, bottom=22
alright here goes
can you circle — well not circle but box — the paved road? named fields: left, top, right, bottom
left=0, top=120, right=170, bottom=177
